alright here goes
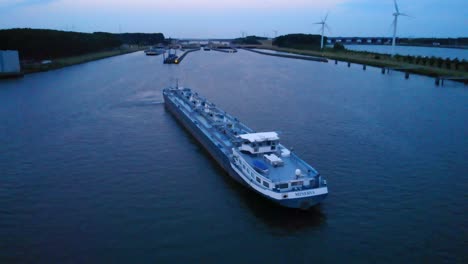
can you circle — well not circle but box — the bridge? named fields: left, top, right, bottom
left=327, top=37, right=394, bottom=45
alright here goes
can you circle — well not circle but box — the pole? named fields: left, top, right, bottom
left=321, top=24, right=325, bottom=50
left=391, top=15, right=398, bottom=56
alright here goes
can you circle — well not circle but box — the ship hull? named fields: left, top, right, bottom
left=163, top=92, right=324, bottom=209
left=164, top=93, right=246, bottom=185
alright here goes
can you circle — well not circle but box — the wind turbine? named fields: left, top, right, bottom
left=314, top=13, right=330, bottom=50
left=391, top=0, right=410, bottom=56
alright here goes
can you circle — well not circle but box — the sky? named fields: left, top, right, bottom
left=0, top=0, right=467, bottom=38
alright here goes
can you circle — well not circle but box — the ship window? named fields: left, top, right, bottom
left=291, top=181, right=303, bottom=186
left=277, top=183, right=289, bottom=189
left=256, top=177, right=261, bottom=183
left=263, top=181, right=270, bottom=188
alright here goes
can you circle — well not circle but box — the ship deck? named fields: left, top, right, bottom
left=237, top=150, right=317, bottom=184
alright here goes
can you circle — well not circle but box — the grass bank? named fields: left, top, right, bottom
left=22, top=47, right=144, bottom=74
left=243, top=42, right=468, bottom=80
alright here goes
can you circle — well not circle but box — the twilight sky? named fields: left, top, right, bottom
left=1, top=0, right=467, bottom=38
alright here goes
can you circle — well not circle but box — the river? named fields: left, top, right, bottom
left=1, top=50, right=467, bottom=262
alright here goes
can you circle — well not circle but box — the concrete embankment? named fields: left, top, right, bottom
left=22, top=48, right=144, bottom=74
left=242, top=48, right=328, bottom=62
left=176, top=48, right=200, bottom=63
left=212, top=48, right=238, bottom=53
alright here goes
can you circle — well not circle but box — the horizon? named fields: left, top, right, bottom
left=0, top=0, right=467, bottom=38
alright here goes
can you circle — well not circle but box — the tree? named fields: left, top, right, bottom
left=453, top=58, right=460, bottom=70
left=332, top=42, right=345, bottom=51
left=436, top=58, right=444, bottom=68
left=415, top=56, right=422, bottom=65
left=444, top=57, right=452, bottom=69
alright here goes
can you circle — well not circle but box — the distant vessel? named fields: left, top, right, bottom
left=163, top=54, right=178, bottom=64
left=203, top=47, right=211, bottom=51
left=163, top=87, right=328, bottom=209
left=163, top=49, right=179, bottom=64
left=145, top=47, right=165, bottom=56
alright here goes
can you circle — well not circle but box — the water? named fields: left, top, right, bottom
left=253, top=49, right=317, bottom=58
left=1, top=50, right=467, bottom=263
left=344, top=44, right=468, bottom=60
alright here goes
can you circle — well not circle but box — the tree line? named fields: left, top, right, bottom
left=118, top=33, right=165, bottom=46
left=0, top=28, right=165, bottom=60
left=232, top=36, right=267, bottom=45
left=273, top=34, right=324, bottom=50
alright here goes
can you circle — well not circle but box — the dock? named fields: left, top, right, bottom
left=242, top=48, right=328, bottom=63
left=212, top=47, right=238, bottom=53
left=436, top=76, right=468, bottom=86
left=175, top=48, right=200, bottom=64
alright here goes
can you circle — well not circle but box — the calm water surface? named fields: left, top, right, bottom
left=1, top=50, right=467, bottom=263
left=344, top=44, right=468, bottom=60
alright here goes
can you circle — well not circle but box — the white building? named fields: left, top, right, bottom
left=0, top=50, right=21, bottom=73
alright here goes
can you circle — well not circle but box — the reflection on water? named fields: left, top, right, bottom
left=245, top=193, right=326, bottom=235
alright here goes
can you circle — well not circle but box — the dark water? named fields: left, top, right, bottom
left=1, top=50, right=467, bottom=263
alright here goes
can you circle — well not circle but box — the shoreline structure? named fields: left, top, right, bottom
left=238, top=44, right=467, bottom=83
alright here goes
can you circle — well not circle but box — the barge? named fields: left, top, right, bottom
left=163, top=87, right=328, bottom=209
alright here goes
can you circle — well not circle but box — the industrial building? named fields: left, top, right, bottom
left=0, top=50, right=21, bottom=78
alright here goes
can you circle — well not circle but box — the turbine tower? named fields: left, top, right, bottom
left=391, top=0, right=409, bottom=56
left=314, top=13, right=329, bottom=50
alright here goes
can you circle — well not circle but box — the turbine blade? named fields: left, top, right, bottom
left=324, top=12, right=329, bottom=22
left=394, top=0, right=399, bottom=13
left=325, top=24, right=332, bottom=34
left=399, top=13, right=413, bottom=18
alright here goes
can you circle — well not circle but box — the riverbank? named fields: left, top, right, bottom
left=239, top=43, right=468, bottom=80
left=22, top=47, right=144, bottom=74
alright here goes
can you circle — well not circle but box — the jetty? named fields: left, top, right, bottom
left=175, top=48, right=200, bottom=64
left=212, top=47, right=238, bottom=53
left=242, top=48, right=328, bottom=63
left=436, top=76, right=468, bottom=86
